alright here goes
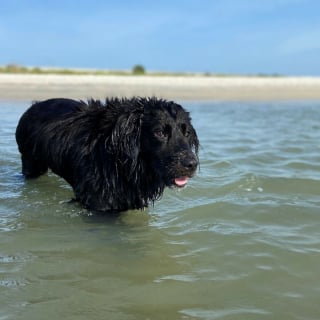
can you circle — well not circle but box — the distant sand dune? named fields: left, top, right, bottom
left=1, top=73, right=320, bottom=101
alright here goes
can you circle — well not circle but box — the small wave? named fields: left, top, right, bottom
left=180, top=307, right=271, bottom=319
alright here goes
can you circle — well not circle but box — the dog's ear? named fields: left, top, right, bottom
left=110, top=109, right=143, bottom=178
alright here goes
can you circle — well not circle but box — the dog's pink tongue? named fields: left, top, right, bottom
left=174, top=176, right=188, bottom=187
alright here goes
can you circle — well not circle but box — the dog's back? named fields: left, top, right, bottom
left=16, top=98, right=84, bottom=178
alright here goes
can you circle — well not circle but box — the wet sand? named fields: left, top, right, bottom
left=1, top=73, right=320, bottom=101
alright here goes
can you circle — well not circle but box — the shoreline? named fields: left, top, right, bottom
left=1, top=73, right=320, bottom=101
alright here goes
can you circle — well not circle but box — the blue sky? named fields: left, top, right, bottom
left=1, top=0, right=320, bottom=75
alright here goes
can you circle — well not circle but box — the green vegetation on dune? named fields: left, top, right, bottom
left=0, top=64, right=132, bottom=76
left=0, top=64, right=283, bottom=77
left=0, top=63, right=188, bottom=76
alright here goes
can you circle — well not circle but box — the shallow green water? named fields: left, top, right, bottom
left=1, top=100, right=320, bottom=319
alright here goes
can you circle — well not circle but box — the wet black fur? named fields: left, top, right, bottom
left=16, top=97, right=199, bottom=212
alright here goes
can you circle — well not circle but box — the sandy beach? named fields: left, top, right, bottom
left=1, top=73, right=320, bottom=101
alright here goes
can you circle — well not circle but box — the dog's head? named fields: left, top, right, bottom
left=140, top=98, right=199, bottom=188
left=108, top=97, right=199, bottom=192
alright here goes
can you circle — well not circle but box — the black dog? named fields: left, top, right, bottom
left=16, top=97, right=199, bottom=212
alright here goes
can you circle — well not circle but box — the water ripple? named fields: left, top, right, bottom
left=1, top=101, right=320, bottom=319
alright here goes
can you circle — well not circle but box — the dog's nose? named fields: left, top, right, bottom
left=182, top=155, right=198, bottom=172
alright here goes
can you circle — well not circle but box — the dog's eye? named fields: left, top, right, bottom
left=154, top=130, right=167, bottom=139
left=154, top=125, right=171, bottom=140
left=181, top=124, right=190, bottom=137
